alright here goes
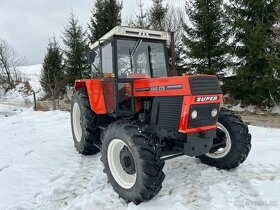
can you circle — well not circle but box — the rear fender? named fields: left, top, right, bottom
left=74, top=79, right=107, bottom=114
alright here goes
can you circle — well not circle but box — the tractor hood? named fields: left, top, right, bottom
left=133, top=75, right=222, bottom=97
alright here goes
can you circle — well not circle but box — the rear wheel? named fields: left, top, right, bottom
left=198, top=108, right=251, bottom=169
left=71, top=88, right=100, bottom=155
left=101, top=122, right=165, bottom=204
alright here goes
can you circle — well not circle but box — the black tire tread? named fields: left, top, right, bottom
left=198, top=108, right=251, bottom=169
left=101, top=121, right=165, bottom=204
left=71, top=88, right=100, bottom=155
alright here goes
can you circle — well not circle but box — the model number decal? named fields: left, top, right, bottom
left=151, top=86, right=166, bottom=91
left=195, top=96, right=219, bottom=102
left=136, top=84, right=183, bottom=92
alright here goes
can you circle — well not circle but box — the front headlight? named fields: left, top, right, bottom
left=211, top=108, right=218, bottom=117
left=191, top=110, right=198, bottom=119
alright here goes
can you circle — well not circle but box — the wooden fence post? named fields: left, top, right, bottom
left=33, top=90, right=37, bottom=110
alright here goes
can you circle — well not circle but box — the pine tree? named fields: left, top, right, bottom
left=63, top=13, right=89, bottom=85
left=226, top=0, right=280, bottom=105
left=89, top=0, right=122, bottom=43
left=40, top=37, right=64, bottom=99
left=182, top=0, right=229, bottom=76
left=265, top=9, right=280, bottom=105
left=148, top=0, right=168, bottom=31
left=126, top=0, right=149, bottom=29
left=135, top=0, right=148, bottom=28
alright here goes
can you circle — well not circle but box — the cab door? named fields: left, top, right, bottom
left=115, top=79, right=134, bottom=116
left=100, top=39, right=134, bottom=117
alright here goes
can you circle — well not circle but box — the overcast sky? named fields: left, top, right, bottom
left=0, top=0, right=184, bottom=65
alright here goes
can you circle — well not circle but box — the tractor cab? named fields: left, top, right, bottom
left=88, top=27, right=170, bottom=116
left=88, top=26, right=169, bottom=79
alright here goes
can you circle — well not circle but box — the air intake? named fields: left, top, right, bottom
left=189, top=76, right=222, bottom=95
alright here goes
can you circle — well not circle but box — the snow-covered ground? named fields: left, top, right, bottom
left=0, top=103, right=279, bottom=210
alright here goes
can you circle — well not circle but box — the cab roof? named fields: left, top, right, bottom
left=89, top=26, right=170, bottom=49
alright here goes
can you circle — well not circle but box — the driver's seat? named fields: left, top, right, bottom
left=127, top=73, right=151, bottom=79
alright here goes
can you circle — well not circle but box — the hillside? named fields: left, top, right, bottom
left=0, top=64, right=44, bottom=106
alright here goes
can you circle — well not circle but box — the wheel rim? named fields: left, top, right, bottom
left=205, top=122, right=232, bottom=159
left=107, top=139, right=136, bottom=189
left=72, top=103, right=82, bottom=142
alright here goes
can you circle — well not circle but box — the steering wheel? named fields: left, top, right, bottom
left=121, top=67, right=143, bottom=77
left=123, top=67, right=131, bottom=75
left=136, top=67, right=142, bottom=73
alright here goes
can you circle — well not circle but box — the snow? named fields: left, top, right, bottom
left=0, top=103, right=280, bottom=210
left=230, top=103, right=245, bottom=112
left=271, top=105, right=280, bottom=114
left=246, top=104, right=256, bottom=113
left=0, top=64, right=44, bottom=106
left=226, top=103, right=258, bottom=113
left=227, top=103, right=280, bottom=114
left=19, top=64, right=42, bottom=94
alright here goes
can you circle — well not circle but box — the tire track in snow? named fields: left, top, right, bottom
left=35, top=155, right=280, bottom=210
left=157, top=157, right=280, bottom=209
left=36, top=155, right=104, bottom=210
left=0, top=164, right=10, bottom=172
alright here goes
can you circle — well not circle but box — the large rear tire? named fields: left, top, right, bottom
left=198, top=108, right=251, bottom=169
left=71, top=88, right=100, bottom=155
left=101, top=122, right=165, bottom=204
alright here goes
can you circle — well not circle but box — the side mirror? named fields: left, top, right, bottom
left=87, top=48, right=97, bottom=64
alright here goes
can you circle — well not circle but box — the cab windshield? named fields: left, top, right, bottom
left=117, top=39, right=168, bottom=78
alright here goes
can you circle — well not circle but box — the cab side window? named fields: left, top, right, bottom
left=91, top=48, right=101, bottom=78
left=102, top=42, right=113, bottom=76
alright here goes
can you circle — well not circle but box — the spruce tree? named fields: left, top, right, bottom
left=89, top=0, right=122, bottom=43
left=40, top=37, right=64, bottom=99
left=265, top=9, right=280, bottom=105
left=226, top=0, right=280, bottom=105
left=182, top=0, right=229, bottom=76
left=63, top=13, right=89, bottom=85
left=127, top=0, right=149, bottom=29
left=148, top=0, right=168, bottom=31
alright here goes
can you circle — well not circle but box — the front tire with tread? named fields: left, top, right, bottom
left=101, top=122, right=165, bottom=204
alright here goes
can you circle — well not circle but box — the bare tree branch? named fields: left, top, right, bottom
left=0, top=39, right=25, bottom=90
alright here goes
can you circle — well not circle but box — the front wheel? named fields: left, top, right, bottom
left=101, top=122, right=165, bottom=204
left=198, top=108, right=251, bottom=169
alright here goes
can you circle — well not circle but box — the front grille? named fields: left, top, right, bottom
left=189, top=76, right=222, bottom=95
left=151, top=96, right=183, bottom=131
left=188, top=103, right=219, bottom=128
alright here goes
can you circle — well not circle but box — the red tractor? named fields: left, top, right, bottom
left=71, top=26, right=251, bottom=204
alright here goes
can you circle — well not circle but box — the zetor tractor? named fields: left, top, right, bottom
left=71, top=26, right=251, bottom=204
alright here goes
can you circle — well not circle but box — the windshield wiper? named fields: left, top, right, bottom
left=131, top=39, right=142, bottom=56
left=128, top=38, right=142, bottom=73
left=128, top=49, right=133, bottom=73
left=147, top=46, right=154, bottom=77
